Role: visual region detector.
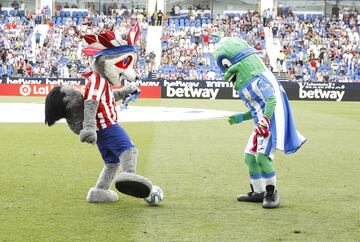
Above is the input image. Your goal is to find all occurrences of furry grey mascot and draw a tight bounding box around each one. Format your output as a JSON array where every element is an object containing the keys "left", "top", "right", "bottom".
[{"left": 45, "top": 24, "right": 154, "bottom": 203}]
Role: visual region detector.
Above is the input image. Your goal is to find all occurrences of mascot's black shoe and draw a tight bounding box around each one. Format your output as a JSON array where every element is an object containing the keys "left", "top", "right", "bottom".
[
  {"left": 237, "top": 184, "right": 264, "bottom": 202},
  {"left": 262, "top": 185, "right": 280, "bottom": 209},
  {"left": 114, "top": 172, "right": 152, "bottom": 198}
]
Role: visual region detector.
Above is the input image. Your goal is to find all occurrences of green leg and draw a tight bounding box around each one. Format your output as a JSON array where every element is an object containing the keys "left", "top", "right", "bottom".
[
  {"left": 245, "top": 153, "right": 265, "bottom": 193},
  {"left": 256, "top": 153, "right": 276, "bottom": 187},
  {"left": 245, "top": 153, "right": 261, "bottom": 175}
]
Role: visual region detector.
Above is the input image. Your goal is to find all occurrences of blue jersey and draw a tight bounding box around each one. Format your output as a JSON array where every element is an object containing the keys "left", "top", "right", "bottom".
[{"left": 238, "top": 70, "right": 306, "bottom": 154}]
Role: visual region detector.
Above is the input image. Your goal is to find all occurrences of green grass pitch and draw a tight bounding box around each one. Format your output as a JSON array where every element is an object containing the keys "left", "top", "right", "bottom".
[{"left": 0, "top": 97, "right": 359, "bottom": 241}]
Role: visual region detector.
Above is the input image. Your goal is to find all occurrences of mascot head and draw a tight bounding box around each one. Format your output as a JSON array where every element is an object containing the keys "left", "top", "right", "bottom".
[
  {"left": 82, "top": 23, "right": 141, "bottom": 85},
  {"left": 214, "top": 37, "right": 267, "bottom": 91}
]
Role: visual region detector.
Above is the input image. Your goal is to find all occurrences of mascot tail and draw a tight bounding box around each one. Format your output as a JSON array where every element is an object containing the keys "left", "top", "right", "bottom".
[
  {"left": 45, "top": 86, "right": 67, "bottom": 126},
  {"left": 45, "top": 85, "right": 84, "bottom": 134}
]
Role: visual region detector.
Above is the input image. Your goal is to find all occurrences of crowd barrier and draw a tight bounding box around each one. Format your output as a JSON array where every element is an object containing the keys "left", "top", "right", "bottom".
[{"left": 1, "top": 77, "right": 359, "bottom": 102}]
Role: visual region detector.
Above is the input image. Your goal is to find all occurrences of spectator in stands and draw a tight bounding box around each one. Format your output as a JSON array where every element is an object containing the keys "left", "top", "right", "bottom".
[
  {"left": 149, "top": 51, "right": 156, "bottom": 72},
  {"left": 174, "top": 5, "right": 181, "bottom": 16},
  {"left": 309, "top": 58, "right": 317, "bottom": 76},
  {"left": 0, "top": 49, "right": 6, "bottom": 63},
  {"left": 207, "top": 69, "right": 216, "bottom": 80},
  {"left": 50, "top": 64, "right": 58, "bottom": 77},
  {"left": 0, "top": 61, "right": 3, "bottom": 77},
  {"left": 157, "top": 10, "right": 163, "bottom": 26},
  {"left": 277, "top": 50, "right": 285, "bottom": 71},
  {"left": 262, "top": 8, "right": 270, "bottom": 26},
  {"left": 170, "top": 6, "right": 175, "bottom": 16},
  {"left": 35, "top": 30, "right": 41, "bottom": 47},
  {"left": 45, "top": 5, "right": 50, "bottom": 18},
  {"left": 271, "top": 24, "right": 278, "bottom": 38},
  {"left": 87, "top": 2, "right": 96, "bottom": 13},
  {"left": 169, "top": 70, "right": 176, "bottom": 80},
  {"left": 20, "top": 1, "right": 26, "bottom": 13},
  {"left": 25, "top": 61, "right": 32, "bottom": 76},
  {"left": 150, "top": 12, "right": 156, "bottom": 26},
  {"left": 11, "top": 0, "right": 20, "bottom": 16},
  {"left": 55, "top": 2, "right": 62, "bottom": 17},
  {"left": 332, "top": 5, "right": 340, "bottom": 18}
]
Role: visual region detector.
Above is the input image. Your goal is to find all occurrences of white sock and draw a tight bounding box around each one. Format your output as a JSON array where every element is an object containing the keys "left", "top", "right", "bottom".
[
  {"left": 263, "top": 175, "right": 276, "bottom": 188},
  {"left": 251, "top": 178, "right": 265, "bottom": 193}
]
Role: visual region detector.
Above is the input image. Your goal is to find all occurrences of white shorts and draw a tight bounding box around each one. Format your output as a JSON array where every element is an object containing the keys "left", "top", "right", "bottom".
[{"left": 244, "top": 130, "right": 276, "bottom": 160}]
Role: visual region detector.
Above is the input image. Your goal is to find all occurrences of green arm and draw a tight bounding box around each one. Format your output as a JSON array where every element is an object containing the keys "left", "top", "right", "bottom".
[
  {"left": 242, "top": 111, "right": 252, "bottom": 121},
  {"left": 228, "top": 111, "right": 252, "bottom": 125},
  {"left": 263, "top": 95, "right": 276, "bottom": 119},
  {"left": 229, "top": 95, "right": 276, "bottom": 125}
]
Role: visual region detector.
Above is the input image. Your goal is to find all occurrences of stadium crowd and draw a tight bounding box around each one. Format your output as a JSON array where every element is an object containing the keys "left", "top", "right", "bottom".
[
  {"left": 0, "top": 4, "right": 359, "bottom": 82},
  {"left": 159, "top": 10, "right": 270, "bottom": 80},
  {"left": 271, "top": 9, "right": 360, "bottom": 82},
  {"left": 0, "top": 9, "right": 152, "bottom": 79}
]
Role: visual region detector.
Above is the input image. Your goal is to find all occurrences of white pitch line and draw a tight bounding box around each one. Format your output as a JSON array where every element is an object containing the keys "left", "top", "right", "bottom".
[{"left": 0, "top": 103, "right": 235, "bottom": 123}]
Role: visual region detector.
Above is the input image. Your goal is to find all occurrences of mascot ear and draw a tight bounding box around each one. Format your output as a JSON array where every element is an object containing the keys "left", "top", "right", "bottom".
[{"left": 127, "top": 22, "right": 140, "bottom": 45}]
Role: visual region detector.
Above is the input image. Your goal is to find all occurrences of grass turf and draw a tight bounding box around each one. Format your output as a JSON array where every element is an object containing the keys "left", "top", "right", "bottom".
[{"left": 0, "top": 97, "right": 359, "bottom": 241}]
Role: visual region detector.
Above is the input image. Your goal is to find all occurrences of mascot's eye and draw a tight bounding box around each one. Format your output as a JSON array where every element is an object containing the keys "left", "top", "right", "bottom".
[
  {"left": 114, "top": 55, "right": 133, "bottom": 69},
  {"left": 123, "top": 56, "right": 130, "bottom": 65},
  {"left": 222, "top": 59, "right": 232, "bottom": 70}
]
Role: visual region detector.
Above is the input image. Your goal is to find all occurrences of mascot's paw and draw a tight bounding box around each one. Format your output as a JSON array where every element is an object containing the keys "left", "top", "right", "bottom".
[
  {"left": 114, "top": 172, "right": 152, "bottom": 198},
  {"left": 86, "top": 187, "right": 119, "bottom": 203},
  {"left": 80, "top": 129, "right": 97, "bottom": 144}
]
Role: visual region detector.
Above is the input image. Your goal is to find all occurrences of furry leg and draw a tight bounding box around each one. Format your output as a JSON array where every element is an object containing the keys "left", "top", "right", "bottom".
[
  {"left": 114, "top": 148, "right": 153, "bottom": 198},
  {"left": 95, "top": 163, "right": 120, "bottom": 190},
  {"left": 119, "top": 147, "right": 138, "bottom": 173},
  {"left": 86, "top": 188, "right": 118, "bottom": 203},
  {"left": 87, "top": 163, "right": 120, "bottom": 203}
]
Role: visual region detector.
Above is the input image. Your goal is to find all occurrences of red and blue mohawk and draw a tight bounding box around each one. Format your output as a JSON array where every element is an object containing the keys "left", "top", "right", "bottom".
[{"left": 82, "top": 22, "right": 141, "bottom": 57}]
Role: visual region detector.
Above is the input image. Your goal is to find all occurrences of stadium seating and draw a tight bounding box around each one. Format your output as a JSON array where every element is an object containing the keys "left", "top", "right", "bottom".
[{"left": 0, "top": 9, "right": 359, "bottom": 82}]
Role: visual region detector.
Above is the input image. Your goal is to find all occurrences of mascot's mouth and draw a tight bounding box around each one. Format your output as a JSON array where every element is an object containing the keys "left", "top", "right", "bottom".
[
  {"left": 118, "top": 72, "right": 140, "bottom": 82},
  {"left": 228, "top": 74, "right": 237, "bottom": 85}
]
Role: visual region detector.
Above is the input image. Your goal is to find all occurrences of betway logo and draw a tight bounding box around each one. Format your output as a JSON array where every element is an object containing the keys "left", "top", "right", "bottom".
[
  {"left": 124, "top": 80, "right": 160, "bottom": 86},
  {"left": 164, "top": 80, "right": 199, "bottom": 87},
  {"left": 166, "top": 87, "right": 219, "bottom": 99},
  {"left": 299, "top": 83, "right": 345, "bottom": 101},
  {"left": 6, "top": 77, "right": 82, "bottom": 85}
]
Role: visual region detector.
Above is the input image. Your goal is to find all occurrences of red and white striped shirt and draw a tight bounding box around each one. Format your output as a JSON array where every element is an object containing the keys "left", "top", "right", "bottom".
[{"left": 83, "top": 72, "right": 118, "bottom": 130}]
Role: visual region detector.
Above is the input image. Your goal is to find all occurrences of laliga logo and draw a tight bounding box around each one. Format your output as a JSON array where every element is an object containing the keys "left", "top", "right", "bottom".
[{"left": 19, "top": 84, "right": 31, "bottom": 96}]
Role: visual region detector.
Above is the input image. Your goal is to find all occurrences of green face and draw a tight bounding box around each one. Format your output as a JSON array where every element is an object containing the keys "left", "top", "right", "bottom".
[{"left": 214, "top": 37, "right": 249, "bottom": 91}]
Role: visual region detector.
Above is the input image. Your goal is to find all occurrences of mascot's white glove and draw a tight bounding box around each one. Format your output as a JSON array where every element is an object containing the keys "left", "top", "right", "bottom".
[
  {"left": 254, "top": 116, "right": 270, "bottom": 138},
  {"left": 80, "top": 99, "right": 98, "bottom": 144}
]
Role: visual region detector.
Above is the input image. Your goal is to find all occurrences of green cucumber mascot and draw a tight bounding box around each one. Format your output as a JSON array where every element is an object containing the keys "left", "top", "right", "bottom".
[{"left": 214, "top": 37, "right": 306, "bottom": 208}]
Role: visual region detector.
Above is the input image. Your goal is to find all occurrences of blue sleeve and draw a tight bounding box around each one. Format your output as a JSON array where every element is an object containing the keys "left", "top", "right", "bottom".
[{"left": 257, "top": 79, "right": 275, "bottom": 99}]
